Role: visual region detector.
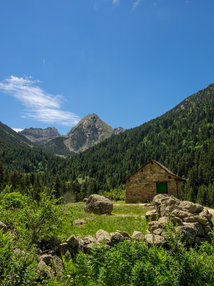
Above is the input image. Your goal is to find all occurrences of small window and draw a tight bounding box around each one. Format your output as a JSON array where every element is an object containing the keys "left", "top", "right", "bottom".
[{"left": 156, "top": 182, "right": 168, "bottom": 194}]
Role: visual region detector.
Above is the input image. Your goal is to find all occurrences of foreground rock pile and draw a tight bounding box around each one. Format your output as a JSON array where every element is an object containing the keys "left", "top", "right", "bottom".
[{"left": 145, "top": 194, "right": 213, "bottom": 246}]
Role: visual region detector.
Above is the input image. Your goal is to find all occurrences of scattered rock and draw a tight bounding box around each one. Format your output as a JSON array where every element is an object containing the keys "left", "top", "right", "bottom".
[
  {"left": 84, "top": 194, "right": 113, "bottom": 215},
  {"left": 0, "top": 221, "right": 7, "bottom": 231},
  {"left": 116, "top": 230, "right": 131, "bottom": 239},
  {"left": 131, "top": 231, "right": 145, "bottom": 240},
  {"left": 66, "top": 235, "right": 79, "bottom": 248},
  {"left": 145, "top": 234, "right": 165, "bottom": 245},
  {"left": 58, "top": 243, "right": 70, "bottom": 256},
  {"left": 39, "top": 254, "right": 53, "bottom": 265},
  {"left": 73, "top": 219, "right": 86, "bottom": 226},
  {"left": 110, "top": 232, "right": 124, "bottom": 246},
  {"left": 96, "top": 229, "right": 111, "bottom": 243},
  {"left": 146, "top": 209, "right": 159, "bottom": 221},
  {"left": 51, "top": 255, "right": 64, "bottom": 276},
  {"left": 37, "top": 260, "right": 54, "bottom": 280}
]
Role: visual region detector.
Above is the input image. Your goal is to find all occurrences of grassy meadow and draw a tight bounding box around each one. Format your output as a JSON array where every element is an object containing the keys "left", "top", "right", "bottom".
[{"left": 59, "top": 202, "right": 151, "bottom": 240}]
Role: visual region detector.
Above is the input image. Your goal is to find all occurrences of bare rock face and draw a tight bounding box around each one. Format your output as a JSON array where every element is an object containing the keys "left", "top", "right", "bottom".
[
  {"left": 84, "top": 194, "right": 113, "bottom": 215},
  {"left": 150, "top": 194, "right": 213, "bottom": 246},
  {"left": 64, "top": 114, "right": 114, "bottom": 153}
]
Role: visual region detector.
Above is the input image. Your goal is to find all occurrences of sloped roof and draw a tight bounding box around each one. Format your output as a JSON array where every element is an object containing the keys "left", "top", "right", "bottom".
[{"left": 123, "top": 160, "right": 186, "bottom": 183}]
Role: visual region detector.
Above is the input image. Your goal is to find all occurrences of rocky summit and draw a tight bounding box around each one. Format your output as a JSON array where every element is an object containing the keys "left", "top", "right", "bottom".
[
  {"left": 20, "top": 127, "right": 60, "bottom": 143},
  {"left": 63, "top": 113, "right": 124, "bottom": 153}
]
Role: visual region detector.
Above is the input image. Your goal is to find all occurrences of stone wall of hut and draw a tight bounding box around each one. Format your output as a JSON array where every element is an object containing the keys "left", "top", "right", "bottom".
[{"left": 126, "top": 162, "right": 181, "bottom": 203}]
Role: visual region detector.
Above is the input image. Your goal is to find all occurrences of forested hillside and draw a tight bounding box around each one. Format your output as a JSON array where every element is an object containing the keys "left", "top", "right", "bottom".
[{"left": 64, "top": 84, "right": 214, "bottom": 206}]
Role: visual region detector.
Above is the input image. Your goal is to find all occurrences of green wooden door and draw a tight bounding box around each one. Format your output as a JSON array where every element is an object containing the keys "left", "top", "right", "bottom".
[{"left": 156, "top": 182, "right": 168, "bottom": 194}]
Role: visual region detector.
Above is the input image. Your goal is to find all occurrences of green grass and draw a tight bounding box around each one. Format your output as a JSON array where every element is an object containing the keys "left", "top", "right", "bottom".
[
  {"left": 58, "top": 202, "right": 150, "bottom": 241},
  {"left": 112, "top": 204, "right": 151, "bottom": 216}
]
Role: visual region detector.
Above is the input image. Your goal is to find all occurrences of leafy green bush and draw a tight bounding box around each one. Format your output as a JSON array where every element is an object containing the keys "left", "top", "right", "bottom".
[
  {"left": 0, "top": 230, "right": 38, "bottom": 286},
  {"left": 0, "top": 192, "right": 28, "bottom": 209},
  {"left": 0, "top": 189, "right": 62, "bottom": 248}
]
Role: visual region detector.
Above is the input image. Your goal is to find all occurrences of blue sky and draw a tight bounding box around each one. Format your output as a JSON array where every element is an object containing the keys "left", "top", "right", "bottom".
[{"left": 0, "top": 0, "right": 214, "bottom": 135}]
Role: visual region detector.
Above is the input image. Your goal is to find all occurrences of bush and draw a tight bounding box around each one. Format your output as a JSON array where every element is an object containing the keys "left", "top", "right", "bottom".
[
  {"left": 0, "top": 192, "right": 28, "bottom": 209},
  {"left": 58, "top": 237, "right": 214, "bottom": 286},
  {"left": 0, "top": 230, "right": 38, "bottom": 286}
]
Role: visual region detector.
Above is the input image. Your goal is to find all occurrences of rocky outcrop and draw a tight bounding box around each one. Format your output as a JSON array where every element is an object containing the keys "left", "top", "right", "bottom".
[
  {"left": 145, "top": 194, "right": 213, "bottom": 246},
  {"left": 84, "top": 194, "right": 113, "bottom": 215},
  {"left": 20, "top": 127, "right": 60, "bottom": 143}
]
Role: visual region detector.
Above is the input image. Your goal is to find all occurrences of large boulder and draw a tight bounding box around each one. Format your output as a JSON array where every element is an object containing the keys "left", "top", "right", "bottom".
[{"left": 84, "top": 194, "right": 113, "bottom": 215}]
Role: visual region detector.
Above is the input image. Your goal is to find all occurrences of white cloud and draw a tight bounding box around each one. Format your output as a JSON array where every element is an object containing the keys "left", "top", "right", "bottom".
[
  {"left": 132, "top": 0, "right": 142, "bottom": 10},
  {"left": 0, "top": 75, "right": 80, "bottom": 126},
  {"left": 112, "top": 0, "right": 120, "bottom": 6}
]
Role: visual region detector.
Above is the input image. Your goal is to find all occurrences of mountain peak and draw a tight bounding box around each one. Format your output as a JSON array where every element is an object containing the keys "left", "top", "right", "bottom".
[{"left": 65, "top": 113, "right": 113, "bottom": 153}]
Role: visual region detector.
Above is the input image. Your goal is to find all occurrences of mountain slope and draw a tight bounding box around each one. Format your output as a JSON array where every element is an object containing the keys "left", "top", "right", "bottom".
[
  {"left": 64, "top": 84, "right": 214, "bottom": 204},
  {"left": 0, "top": 121, "right": 64, "bottom": 173},
  {"left": 0, "top": 121, "right": 32, "bottom": 148}
]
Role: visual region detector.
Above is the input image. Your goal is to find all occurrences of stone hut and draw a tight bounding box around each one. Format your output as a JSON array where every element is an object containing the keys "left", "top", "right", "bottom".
[{"left": 123, "top": 160, "right": 185, "bottom": 203}]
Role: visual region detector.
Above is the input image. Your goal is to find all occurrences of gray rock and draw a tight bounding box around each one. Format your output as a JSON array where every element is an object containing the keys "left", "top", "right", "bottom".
[
  {"left": 153, "top": 228, "right": 163, "bottom": 235},
  {"left": 157, "top": 216, "right": 170, "bottom": 226},
  {"left": 39, "top": 254, "right": 53, "bottom": 265},
  {"left": 0, "top": 221, "right": 7, "bottom": 231},
  {"left": 145, "top": 234, "right": 165, "bottom": 245},
  {"left": 73, "top": 219, "right": 86, "bottom": 226},
  {"left": 116, "top": 230, "right": 131, "bottom": 239},
  {"left": 203, "top": 222, "right": 212, "bottom": 234},
  {"left": 51, "top": 255, "right": 64, "bottom": 276},
  {"left": 179, "top": 201, "right": 203, "bottom": 214},
  {"left": 83, "top": 243, "right": 95, "bottom": 254},
  {"left": 171, "top": 209, "right": 192, "bottom": 219},
  {"left": 110, "top": 232, "right": 124, "bottom": 246},
  {"left": 171, "top": 215, "right": 183, "bottom": 226},
  {"left": 66, "top": 235, "right": 79, "bottom": 248},
  {"left": 96, "top": 229, "right": 111, "bottom": 243},
  {"left": 176, "top": 223, "right": 198, "bottom": 245},
  {"left": 37, "top": 260, "right": 54, "bottom": 280},
  {"left": 199, "top": 209, "right": 212, "bottom": 221},
  {"left": 146, "top": 210, "right": 159, "bottom": 221},
  {"left": 83, "top": 235, "right": 96, "bottom": 244},
  {"left": 131, "top": 231, "right": 145, "bottom": 240},
  {"left": 58, "top": 243, "right": 70, "bottom": 256},
  {"left": 84, "top": 194, "right": 113, "bottom": 215},
  {"left": 148, "top": 221, "right": 161, "bottom": 231}
]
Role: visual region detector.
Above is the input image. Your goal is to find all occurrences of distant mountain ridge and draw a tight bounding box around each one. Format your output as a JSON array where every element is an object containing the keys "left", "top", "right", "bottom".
[
  {"left": 19, "top": 114, "right": 125, "bottom": 155},
  {"left": 20, "top": 127, "right": 60, "bottom": 143}
]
